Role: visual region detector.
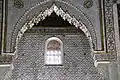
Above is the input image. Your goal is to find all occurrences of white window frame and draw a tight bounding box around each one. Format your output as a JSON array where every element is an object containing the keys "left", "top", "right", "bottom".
[{"left": 44, "top": 37, "right": 63, "bottom": 65}]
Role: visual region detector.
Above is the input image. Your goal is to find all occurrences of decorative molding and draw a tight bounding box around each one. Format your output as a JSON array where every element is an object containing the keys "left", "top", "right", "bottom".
[
  {"left": 26, "top": 27, "right": 86, "bottom": 34},
  {"left": 0, "top": 54, "right": 13, "bottom": 64},
  {"left": 104, "top": 0, "right": 117, "bottom": 56},
  {"left": 94, "top": 53, "right": 116, "bottom": 62}
]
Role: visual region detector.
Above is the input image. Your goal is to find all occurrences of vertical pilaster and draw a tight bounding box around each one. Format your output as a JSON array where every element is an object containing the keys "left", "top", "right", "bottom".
[
  {"left": 0, "top": 0, "right": 3, "bottom": 54},
  {"left": 104, "top": 0, "right": 116, "bottom": 54},
  {"left": 100, "top": 0, "right": 106, "bottom": 51},
  {"left": 104, "top": 0, "right": 119, "bottom": 79},
  {"left": 1, "top": 0, "right": 7, "bottom": 53}
]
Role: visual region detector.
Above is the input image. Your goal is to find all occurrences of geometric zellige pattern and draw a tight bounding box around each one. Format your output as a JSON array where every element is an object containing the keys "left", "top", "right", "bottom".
[{"left": 12, "top": 28, "right": 103, "bottom": 80}]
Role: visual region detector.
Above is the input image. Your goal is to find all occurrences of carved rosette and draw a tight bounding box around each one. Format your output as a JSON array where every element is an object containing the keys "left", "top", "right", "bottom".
[
  {"left": 14, "top": 0, "right": 24, "bottom": 9},
  {"left": 15, "top": 4, "right": 93, "bottom": 51},
  {"left": 84, "top": 0, "right": 93, "bottom": 8}
]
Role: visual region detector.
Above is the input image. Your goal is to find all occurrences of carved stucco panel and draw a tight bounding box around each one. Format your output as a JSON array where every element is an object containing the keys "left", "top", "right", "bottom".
[{"left": 104, "top": 0, "right": 116, "bottom": 53}]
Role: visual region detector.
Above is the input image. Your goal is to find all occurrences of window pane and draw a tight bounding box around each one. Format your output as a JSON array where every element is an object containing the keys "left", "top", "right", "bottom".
[{"left": 45, "top": 40, "right": 62, "bottom": 65}]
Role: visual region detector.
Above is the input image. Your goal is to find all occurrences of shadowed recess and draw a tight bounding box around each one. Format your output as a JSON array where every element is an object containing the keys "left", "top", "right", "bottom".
[{"left": 34, "top": 12, "right": 74, "bottom": 27}]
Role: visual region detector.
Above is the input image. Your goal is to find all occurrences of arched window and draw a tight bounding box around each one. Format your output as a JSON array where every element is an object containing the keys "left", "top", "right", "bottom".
[{"left": 45, "top": 37, "right": 63, "bottom": 65}]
